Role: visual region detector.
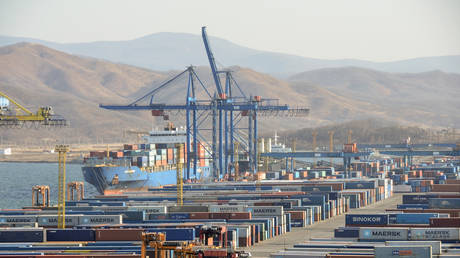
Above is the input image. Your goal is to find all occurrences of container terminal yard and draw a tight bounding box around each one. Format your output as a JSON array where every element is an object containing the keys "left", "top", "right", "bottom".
[{"left": 1, "top": 27, "right": 460, "bottom": 258}]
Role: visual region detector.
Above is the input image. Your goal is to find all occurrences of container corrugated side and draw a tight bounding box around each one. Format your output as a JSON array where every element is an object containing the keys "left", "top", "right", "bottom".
[
  {"left": 359, "top": 227, "right": 408, "bottom": 241},
  {"left": 410, "top": 228, "right": 460, "bottom": 241}
]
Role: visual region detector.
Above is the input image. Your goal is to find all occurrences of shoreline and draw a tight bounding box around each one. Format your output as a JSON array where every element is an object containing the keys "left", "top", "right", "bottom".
[{"left": 0, "top": 159, "right": 83, "bottom": 164}]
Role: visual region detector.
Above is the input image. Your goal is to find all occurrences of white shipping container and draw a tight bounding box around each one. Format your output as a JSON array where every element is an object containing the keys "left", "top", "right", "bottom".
[
  {"left": 0, "top": 215, "right": 37, "bottom": 223},
  {"left": 128, "top": 206, "right": 167, "bottom": 214},
  {"left": 359, "top": 227, "right": 409, "bottom": 240},
  {"left": 79, "top": 215, "right": 122, "bottom": 225},
  {"left": 375, "top": 246, "right": 431, "bottom": 258},
  {"left": 410, "top": 228, "right": 460, "bottom": 241},
  {"left": 209, "top": 205, "right": 247, "bottom": 213},
  {"left": 37, "top": 215, "right": 81, "bottom": 227},
  {"left": 228, "top": 226, "right": 250, "bottom": 238},
  {"left": 247, "top": 206, "right": 283, "bottom": 216},
  {"left": 386, "top": 240, "right": 441, "bottom": 255},
  {"left": 0, "top": 148, "right": 11, "bottom": 155}
]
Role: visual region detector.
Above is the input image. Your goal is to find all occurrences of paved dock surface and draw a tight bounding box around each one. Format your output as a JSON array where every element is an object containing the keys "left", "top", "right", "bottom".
[{"left": 241, "top": 193, "right": 402, "bottom": 257}]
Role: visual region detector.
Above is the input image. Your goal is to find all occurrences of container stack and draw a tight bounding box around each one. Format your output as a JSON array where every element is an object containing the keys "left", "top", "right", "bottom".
[
  {"left": 0, "top": 178, "right": 394, "bottom": 257},
  {"left": 87, "top": 142, "right": 210, "bottom": 170},
  {"left": 270, "top": 190, "right": 460, "bottom": 257}
]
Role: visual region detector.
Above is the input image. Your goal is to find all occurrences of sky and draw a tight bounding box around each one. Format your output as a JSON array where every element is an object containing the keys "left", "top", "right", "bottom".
[{"left": 0, "top": 0, "right": 459, "bottom": 62}]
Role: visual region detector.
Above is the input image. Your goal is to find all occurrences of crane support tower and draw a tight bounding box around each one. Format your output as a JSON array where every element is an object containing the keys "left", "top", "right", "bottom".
[
  {"left": 55, "top": 145, "right": 69, "bottom": 229},
  {"left": 176, "top": 143, "right": 184, "bottom": 206},
  {"left": 99, "top": 27, "right": 309, "bottom": 181},
  {"left": 0, "top": 91, "right": 67, "bottom": 128}
]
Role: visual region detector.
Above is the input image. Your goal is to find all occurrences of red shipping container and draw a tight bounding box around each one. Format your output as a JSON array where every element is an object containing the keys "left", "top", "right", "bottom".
[
  {"left": 189, "top": 212, "right": 210, "bottom": 219},
  {"left": 432, "top": 184, "right": 460, "bottom": 192},
  {"left": 229, "top": 212, "right": 251, "bottom": 219},
  {"left": 95, "top": 228, "right": 143, "bottom": 241},
  {"left": 430, "top": 218, "right": 460, "bottom": 227},
  {"left": 287, "top": 211, "right": 305, "bottom": 220},
  {"left": 210, "top": 213, "right": 229, "bottom": 220}
]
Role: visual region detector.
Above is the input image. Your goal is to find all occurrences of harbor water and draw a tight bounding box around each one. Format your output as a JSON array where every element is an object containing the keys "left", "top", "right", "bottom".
[{"left": 0, "top": 162, "right": 98, "bottom": 209}]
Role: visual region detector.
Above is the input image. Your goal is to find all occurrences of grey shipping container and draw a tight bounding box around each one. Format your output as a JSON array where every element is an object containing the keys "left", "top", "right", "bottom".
[
  {"left": 410, "top": 228, "right": 460, "bottom": 241},
  {"left": 386, "top": 241, "right": 441, "bottom": 255},
  {"left": 375, "top": 246, "right": 431, "bottom": 258},
  {"left": 428, "top": 198, "right": 460, "bottom": 209}
]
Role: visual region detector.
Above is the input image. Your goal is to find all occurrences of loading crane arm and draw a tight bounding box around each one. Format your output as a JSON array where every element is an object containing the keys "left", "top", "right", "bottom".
[
  {"left": 201, "top": 26, "right": 224, "bottom": 96},
  {"left": 0, "top": 91, "right": 68, "bottom": 128}
]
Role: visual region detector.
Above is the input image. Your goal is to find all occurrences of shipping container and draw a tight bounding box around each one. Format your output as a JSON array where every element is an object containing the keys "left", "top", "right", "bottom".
[
  {"left": 46, "top": 229, "right": 95, "bottom": 241},
  {"left": 375, "top": 246, "right": 431, "bottom": 258},
  {"left": 37, "top": 215, "right": 81, "bottom": 227},
  {"left": 0, "top": 228, "right": 44, "bottom": 242},
  {"left": 145, "top": 228, "right": 195, "bottom": 241},
  {"left": 386, "top": 241, "right": 441, "bottom": 255},
  {"left": 346, "top": 214, "right": 388, "bottom": 226},
  {"left": 410, "top": 228, "right": 460, "bottom": 241},
  {"left": 95, "top": 228, "right": 143, "bottom": 241},
  {"left": 428, "top": 198, "right": 460, "bottom": 209},
  {"left": 359, "top": 227, "right": 409, "bottom": 241},
  {"left": 79, "top": 215, "right": 123, "bottom": 225}
]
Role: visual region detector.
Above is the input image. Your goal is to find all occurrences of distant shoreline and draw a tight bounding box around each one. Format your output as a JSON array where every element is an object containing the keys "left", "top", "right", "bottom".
[{"left": 0, "top": 160, "right": 83, "bottom": 164}]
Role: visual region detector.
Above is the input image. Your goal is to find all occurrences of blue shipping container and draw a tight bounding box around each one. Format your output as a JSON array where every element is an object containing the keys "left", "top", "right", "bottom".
[
  {"left": 0, "top": 229, "right": 44, "bottom": 242},
  {"left": 345, "top": 214, "right": 388, "bottom": 226},
  {"left": 334, "top": 227, "right": 360, "bottom": 238},
  {"left": 388, "top": 213, "right": 438, "bottom": 224},
  {"left": 146, "top": 228, "right": 195, "bottom": 241},
  {"left": 46, "top": 229, "right": 95, "bottom": 241},
  {"left": 397, "top": 204, "right": 429, "bottom": 210}
]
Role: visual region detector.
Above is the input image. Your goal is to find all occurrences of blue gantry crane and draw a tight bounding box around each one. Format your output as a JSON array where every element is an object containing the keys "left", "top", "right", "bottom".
[{"left": 100, "top": 27, "right": 309, "bottom": 180}]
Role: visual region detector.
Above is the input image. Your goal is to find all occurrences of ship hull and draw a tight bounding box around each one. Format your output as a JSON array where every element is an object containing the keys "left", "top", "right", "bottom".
[{"left": 82, "top": 165, "right": 211, "bottom": 194}]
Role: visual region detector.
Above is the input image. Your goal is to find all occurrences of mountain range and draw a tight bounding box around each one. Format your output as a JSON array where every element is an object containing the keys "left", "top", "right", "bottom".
[
  {"left": 1, "top": 33, "right": 459, "bottom": 78},
  {"left": 0, "top": 43, "right": 459, "bottom": 145}
]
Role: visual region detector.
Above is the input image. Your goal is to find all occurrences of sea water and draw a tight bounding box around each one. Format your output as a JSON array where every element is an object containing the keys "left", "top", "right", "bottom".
[{"left": 0, "top": 162, "right": 98, "bottom": 209}]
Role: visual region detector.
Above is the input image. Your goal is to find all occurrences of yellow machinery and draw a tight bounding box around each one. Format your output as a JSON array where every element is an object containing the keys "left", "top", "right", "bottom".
[
  {"left": 55, "top": 145, "right": 69, "bottom": 228},
  {"left": 176, "top": 143, "right": 184, "bottom": 206},
  {"left": 328, "top": 131, "right": 334, "bottom": 165},
  {"left": 0, "top": 91, "right": 67, "bottom": 128},
  {"left": 141, "top": 232, "right": 196, "bottom": 258},
  {"left": 292, "top": 139, "right": 296, "bottom": 170},
  {"left": 347, "top": 130, "right": 353, "bottom": 144},
  {"left": 234, "top": 141, "right": 239, "bottom": 181},
  {"left": 312, "top": 131, "right": 317, "bottom": 167}
]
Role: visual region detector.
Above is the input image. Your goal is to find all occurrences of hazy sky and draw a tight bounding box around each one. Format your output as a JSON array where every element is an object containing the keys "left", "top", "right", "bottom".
[{"left": 1, "top": 0, "right": 459, "bottom": 61}]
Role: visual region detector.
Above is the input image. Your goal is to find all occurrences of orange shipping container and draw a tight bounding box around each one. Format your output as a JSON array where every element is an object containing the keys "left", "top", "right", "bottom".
[{"left": 167, "top": 148, "right": 174, "bottom": 161}]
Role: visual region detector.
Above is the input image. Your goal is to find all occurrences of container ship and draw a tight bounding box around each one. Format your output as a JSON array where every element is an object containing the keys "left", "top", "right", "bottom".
[{"left": 82, "top": 124, "right": 211, "bottom": 194}]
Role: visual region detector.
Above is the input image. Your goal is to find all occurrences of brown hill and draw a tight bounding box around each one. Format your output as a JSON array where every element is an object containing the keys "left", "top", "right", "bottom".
[
  {"left": 0, "top": 43, "right": 168, "bottom": 144},
  {"left": 0, "top": 43, "right": 310, "bottom": 145},
  {"left": 0, "top": 43, "right": 458, "bottom": 146},
  {"left": 289, "top": 67, "right": 460, "bottom": 128}
]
